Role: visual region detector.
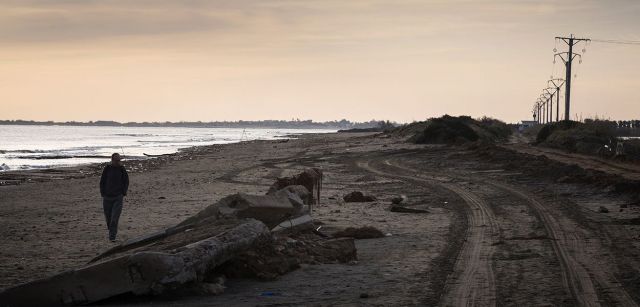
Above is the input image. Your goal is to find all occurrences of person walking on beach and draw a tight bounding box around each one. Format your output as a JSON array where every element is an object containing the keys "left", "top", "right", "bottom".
[{"left": 100, "top": 153, "right": 129, "bottom": 242}]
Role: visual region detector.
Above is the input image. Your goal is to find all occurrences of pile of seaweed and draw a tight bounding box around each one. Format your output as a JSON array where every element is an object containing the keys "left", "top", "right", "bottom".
[{"left": 395, "top": 115, "right": 512, "bottom": 144}]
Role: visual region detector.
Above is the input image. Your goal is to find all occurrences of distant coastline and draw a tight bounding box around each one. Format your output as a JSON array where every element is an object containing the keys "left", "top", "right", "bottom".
[{"left": 0, "top": 119, "right": 388, "bottom": 130}]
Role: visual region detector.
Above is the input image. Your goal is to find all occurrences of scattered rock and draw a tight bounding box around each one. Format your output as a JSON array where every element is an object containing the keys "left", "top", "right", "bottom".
[
  {"left": 343, "top": 191, "right": 377, "bottom": 202},
  {"left": 360, "top": 293, "right": 369, "bottom": 298},
  {"left": 158, "top": 196, "right": 166, "bottom": 199},
  {"left": 333, "top": 226, "right": 385, "bottom": 239},
  {"left": 390, "top": 195, "right": 406, "bottom": 204},
  {"left": 391, "top": 196, "right": 404, "bottom": 205},
  {"left": 598, "top": 206, "right": 609, "bottom": 213}
]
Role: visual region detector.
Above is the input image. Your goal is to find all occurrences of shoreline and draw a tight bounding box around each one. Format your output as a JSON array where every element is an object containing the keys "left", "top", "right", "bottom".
[
  {"left": 0, "top": 124, "right": 336, "bottom": 176},
  {"left": 0, "top": 133, "right": 323, "bottom": 186},
  {"left": 0, "top": 131, "right": 379, "bottom": 291}
]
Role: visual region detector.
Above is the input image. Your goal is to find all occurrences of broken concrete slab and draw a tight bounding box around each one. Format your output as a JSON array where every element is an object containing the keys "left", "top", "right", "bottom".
[
  {"left": 268, "top": 168, "right": 323, "bottom": 207},
  {"left": 273, "top": 185, "right": 312, "bottom": 210},
  {"left": 216, "top": 193, "right": 298, "bottom": 229},
  {"left": 271, "top": 214, "right": 313, "bottom": 233},
  {"left": 180, "top": 187, "right": 311, "bottom": 230},
  {"left": 0, "top": 219, "right": 269, "bottom": 307},
  {"left": 89, "top": 223, "right": 193, "bottom": 264}
]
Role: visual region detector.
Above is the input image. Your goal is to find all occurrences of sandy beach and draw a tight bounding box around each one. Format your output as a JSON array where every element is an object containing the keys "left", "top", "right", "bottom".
[{"left": 2, "top": 132, "right": 640, "bottom": 306}]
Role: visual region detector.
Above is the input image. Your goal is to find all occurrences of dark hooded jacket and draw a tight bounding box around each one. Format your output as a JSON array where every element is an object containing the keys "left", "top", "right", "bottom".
[{"left": 100, "top": 164, "right": 129, "bottom": 197}]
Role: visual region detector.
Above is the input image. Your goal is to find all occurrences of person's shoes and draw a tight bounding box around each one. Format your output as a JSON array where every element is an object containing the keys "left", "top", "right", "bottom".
[{"left": 109, "top": 238, "right": 116, "bottom": 243}]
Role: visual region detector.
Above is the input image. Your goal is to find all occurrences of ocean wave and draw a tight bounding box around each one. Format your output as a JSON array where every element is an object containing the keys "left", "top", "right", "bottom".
[
  {"left": 10, "top": 154, "right": 127, "bottom": 160},
  {"left": 112, "top": 133, "right": 156, "bottom": 137},
  {"left": 0, "top": 149, "right": 48, "bottom": 154}
]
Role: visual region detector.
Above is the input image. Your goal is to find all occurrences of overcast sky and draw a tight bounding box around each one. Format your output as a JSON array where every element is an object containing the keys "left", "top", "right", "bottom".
[{"left": 1, "top": 0, "right": 639, "bottom": 123}]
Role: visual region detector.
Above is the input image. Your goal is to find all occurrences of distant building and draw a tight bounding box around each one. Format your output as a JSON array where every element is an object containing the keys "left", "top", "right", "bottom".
[{"left": 518, "top": 120, "right": 537, "bottom": 132}]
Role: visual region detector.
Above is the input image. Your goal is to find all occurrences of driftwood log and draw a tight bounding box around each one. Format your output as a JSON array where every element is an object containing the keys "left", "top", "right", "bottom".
[{"left": 0, "top": 220, "right": 269, "bottom": 306}]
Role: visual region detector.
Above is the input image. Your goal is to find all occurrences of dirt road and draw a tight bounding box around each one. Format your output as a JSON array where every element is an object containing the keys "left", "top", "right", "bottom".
[
  {"left": 355, "top": 144, "right": 640, "bottom": 306},
  {"left": 358, "top": 158, "right": 498, "bottom": 306},
  {"left": 505, "top": 142, "right": 640, "bottom": 181}
]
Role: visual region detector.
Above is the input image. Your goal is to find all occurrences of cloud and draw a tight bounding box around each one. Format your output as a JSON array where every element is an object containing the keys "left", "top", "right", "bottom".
[
  {"left": 0, "top": 2, "right": 240, "bottom": 43},
  {"left": 0, "top": 0, "right": 596, "bottom": 45}
]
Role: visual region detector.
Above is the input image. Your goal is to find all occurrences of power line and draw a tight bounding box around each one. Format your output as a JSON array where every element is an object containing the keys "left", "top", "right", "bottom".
[
  {"left": 590, "top": 38, "right": 640, "bottom": 45},
  {"left": 555, "top": 34, "right": 590, "bottom": 121},
  {"left": 532, "top": 34, "right": 590, "bottom": 124}
]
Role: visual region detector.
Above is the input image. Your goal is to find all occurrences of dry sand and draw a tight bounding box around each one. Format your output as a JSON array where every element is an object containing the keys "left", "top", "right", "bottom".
[{"left": 1, "top": 132, "right": 639, "bottom": 306}]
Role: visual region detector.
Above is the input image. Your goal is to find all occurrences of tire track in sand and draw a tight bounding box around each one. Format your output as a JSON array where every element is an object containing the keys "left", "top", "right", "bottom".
[
  {"left": 487, "top": 181, "right": 637, "bottom": 307},
  {"left": 358, "top": 159, "right": 497, "bottom": 306},
  {"left": 388, "top": 154, "right": 638, "bottom": 307}
]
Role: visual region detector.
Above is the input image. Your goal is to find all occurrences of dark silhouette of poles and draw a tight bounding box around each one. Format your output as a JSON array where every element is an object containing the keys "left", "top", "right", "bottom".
[
  {"left": 540, "top": 92, "right": 550, "bottom": 124},
  {"left": 548, "top": 79, "right": 565, "bottom": 122},
  {"left": 544, "top": 88, "right": 555, "bottom": 122},
  {"left": 535, "top": 100, "right": 543, "bottom": 124},
  {"left": 555, "top": 34, "right": 590, "bottom": 121},
  {"left": 536, "top": 99, "right": 543, "bottom": 124}
]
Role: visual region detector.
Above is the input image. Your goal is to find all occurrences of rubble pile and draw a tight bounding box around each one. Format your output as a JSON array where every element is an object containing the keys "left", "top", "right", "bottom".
[
  {"left": 0, "top": 168, "right": 356, "bottom": 307},
  {"left": 343, "top": 191, "right": 377, "bottom": 202}
]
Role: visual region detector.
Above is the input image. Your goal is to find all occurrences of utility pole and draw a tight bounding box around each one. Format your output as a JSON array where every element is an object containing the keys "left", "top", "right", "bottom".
[
  {"left": 555, "top": 34, "right": 590, "bottom": 121},
  {"left": 537, "top": 99, "right": 542, "bottom": 124},
  {"left": 544, "top": 88, "right": 555, "bottom": 123},
  {"left": 547, "top": 97, "right": 553, "bottom": 123},
  {"left": 540, "top": 96, "right": 547, "bottom": 124},
  {"left": 548, "top": 79, "right": 565, "bottom": 122},
  {"left": 540, "top": 93, "right": 550, "bottom": 124}
]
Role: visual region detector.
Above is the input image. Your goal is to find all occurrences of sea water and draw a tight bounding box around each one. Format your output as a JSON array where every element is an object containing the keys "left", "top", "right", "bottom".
[{"left": 0, "top": 125, "right": 334, "bottom": 171}]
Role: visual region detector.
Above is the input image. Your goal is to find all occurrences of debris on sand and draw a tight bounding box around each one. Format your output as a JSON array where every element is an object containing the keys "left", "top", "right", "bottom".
[
  {"left": 390, "top": 205, "right": 429, "bottom": 214},
  {"left": 268, "top": 168, "right": 323, "bottom": 207},
  {"left": 390, "top": 195, "right": 407, "bottom": 205},
  {"left": 0, "top": 169, "right": 355, "bottom": 306},
  {"left": 598, "top": 206, "right": 609, "bottom": 213},
  {"left": 333, "top": 226, "right": 385, "bottom": 239},
  {"left": 343, "top": 191, "right": 377, "bottom": 202},
  {"left": 219, "top": 234, "right": 356, "bottom": 280}
]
